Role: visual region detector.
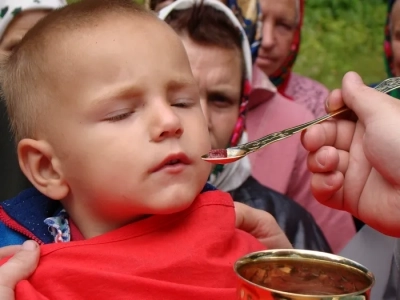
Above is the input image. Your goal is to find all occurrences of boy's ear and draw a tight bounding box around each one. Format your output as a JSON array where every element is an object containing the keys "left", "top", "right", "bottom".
[{"left": 17, "top": 139, "right": 69, "bottom": 200}]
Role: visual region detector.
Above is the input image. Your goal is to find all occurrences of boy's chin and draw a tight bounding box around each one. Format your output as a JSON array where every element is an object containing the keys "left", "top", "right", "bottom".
[{"left": 148, "top": 189, "right": 198, "bottom": 215}]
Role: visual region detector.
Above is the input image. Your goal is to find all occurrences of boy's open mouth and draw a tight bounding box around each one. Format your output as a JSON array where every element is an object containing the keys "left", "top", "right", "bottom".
[{"left": 151, "top": 153, "right": 191, "bottom": 173}]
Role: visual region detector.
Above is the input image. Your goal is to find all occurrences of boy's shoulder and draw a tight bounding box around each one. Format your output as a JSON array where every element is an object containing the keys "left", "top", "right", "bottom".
[
  {"left": 0, "top": 184, "right": 218, "bottom": 247},
  {"left": 0, "top": 222, "right": 28, "bottom": 247},
  {"left": 0, "top": 188, "right": 60, "bottom": 246}
]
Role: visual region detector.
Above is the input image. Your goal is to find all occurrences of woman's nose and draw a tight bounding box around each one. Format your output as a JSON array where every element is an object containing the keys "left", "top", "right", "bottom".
[{"left": 260, "top": 21, "right": 275, "bottom": 50}]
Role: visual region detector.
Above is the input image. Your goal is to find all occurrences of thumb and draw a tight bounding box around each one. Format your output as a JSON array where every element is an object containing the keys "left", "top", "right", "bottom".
[
  {"left": 0, "top": 241, "right": 40, "bottom": 299},
  {"left": 234, "top": 202, "right": 292, "bottom": 249},
  {"left": 341, "top": 71, "right": 399, "bottom": 124}
]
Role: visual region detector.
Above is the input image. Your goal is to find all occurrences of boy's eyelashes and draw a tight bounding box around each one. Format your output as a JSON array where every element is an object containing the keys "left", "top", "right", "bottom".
[
  {"left": 103, "top": 99, "right": 195, "bottom": 122},
  {"left": 105, "top": 111, "right": 133, "bottom": 122},
  {"left": 172, "top": 98, "right": 195, "bottom": 108}
]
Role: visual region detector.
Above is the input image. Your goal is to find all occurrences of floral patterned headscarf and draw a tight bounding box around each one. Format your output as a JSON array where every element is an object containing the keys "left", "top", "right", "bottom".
[
  {"left": 0, "top": 0, "right": 67, "bottom": 39},
  {"left": 384, "top": 0, "right": 400, "bottom": 99},
  {"left": 226, "top": 0, "right": 304, "bottom": 98}
]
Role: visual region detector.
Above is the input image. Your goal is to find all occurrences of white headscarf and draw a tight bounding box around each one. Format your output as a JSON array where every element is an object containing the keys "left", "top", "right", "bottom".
[
  {"left": 0, "top": 0, "right": 67, "bottom": 39},
  {"left": 159, "top": 0, "right": 252, "bottom": 81}
]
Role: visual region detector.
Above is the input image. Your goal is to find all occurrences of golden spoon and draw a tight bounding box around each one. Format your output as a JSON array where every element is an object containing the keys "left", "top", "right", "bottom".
[{"left": 201, "top": 77, "right": 400, "bottom": 165}]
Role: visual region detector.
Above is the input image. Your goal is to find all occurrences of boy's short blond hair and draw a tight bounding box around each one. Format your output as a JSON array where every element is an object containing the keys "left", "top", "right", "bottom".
[{"left": 0, "top": 0, "right": 153, "bottom": 142}]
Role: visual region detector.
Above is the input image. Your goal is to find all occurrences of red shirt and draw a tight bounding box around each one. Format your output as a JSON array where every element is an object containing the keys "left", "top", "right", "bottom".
[{"left": 9, "top": 190, "right": 265, "bottom": 300}]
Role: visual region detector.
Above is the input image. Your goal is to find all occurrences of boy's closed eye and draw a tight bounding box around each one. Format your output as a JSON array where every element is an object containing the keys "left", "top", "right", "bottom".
[
  {"left": 104, "top": 97, "right": 195, "bottom": 122},
  {"left": 104, "top": 110, "right": 134, "bottom": 122},
  {"left": 172, "top": 98, "right": 195, "bottom": 108}
]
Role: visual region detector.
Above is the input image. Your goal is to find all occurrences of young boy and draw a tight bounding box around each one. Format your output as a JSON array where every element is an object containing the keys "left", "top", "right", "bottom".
[{"left": 0, "top": 0, "right": 265, "bottom": 298}]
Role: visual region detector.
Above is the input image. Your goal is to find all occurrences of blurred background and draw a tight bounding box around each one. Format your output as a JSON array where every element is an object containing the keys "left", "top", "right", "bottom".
[
  {"left": 67, "top": 0, "right": 387, "bottom": 89},
  {"left": 295, "top": 0, "right": 387, "bottom": 89}
]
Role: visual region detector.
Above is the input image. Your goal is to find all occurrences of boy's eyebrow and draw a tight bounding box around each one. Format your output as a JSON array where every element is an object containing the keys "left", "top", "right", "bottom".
[{"left": 166, "top": 77, "right": 196, "bottom": 91}]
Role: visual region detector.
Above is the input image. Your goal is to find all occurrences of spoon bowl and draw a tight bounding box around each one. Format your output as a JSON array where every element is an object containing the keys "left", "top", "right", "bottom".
[{"left": 201, "top": 148, "right": 246, "bottom": 164}]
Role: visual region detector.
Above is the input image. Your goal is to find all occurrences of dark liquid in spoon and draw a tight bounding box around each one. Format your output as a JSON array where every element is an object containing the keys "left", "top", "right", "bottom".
[
  {"left": 238, "top": 259, "right": 372, "bottom": 295},
  {"left": 208, "top": 149, "right": 228, "bottom": 158}
]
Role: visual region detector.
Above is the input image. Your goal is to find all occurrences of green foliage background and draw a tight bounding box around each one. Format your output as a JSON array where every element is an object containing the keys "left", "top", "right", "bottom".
[
  {"left": 67, "top": 0, "right": 389, "bottom": 89},
  {"left": 296, "top": 0, "right": 388, "bottom": 89}
]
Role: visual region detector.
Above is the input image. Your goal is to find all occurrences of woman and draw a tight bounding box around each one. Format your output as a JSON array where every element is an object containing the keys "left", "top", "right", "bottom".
[
  {"left": 228, "top": 0, "right": 329, "bottom": 118},
  {"left": 0, "top": 0, "right": 67, "bottom": 202},
  {"left": 159, "top": 0, "right": 331, "bottom": 252}
]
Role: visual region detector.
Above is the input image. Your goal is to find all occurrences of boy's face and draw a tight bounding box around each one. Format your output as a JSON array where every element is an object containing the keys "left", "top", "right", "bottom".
[{"left": 39, "top": 16, "right": 211, "bottom": 232}]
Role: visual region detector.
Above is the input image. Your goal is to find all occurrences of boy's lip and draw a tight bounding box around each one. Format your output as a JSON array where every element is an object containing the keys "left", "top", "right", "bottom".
[{"left": 150, "top": 152, "right": 192, "bottom": 173}]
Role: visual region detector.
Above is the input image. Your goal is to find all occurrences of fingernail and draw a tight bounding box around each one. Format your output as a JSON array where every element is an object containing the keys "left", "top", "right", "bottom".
[
  {"left": 316, "top": 149, "right": 327, "bottom": 167},
  {"left": 324, "top": 172, "right": 339, "bottom": 187},
  {"left": 22, "top": 240, "right": 38, "bottom": 251}
]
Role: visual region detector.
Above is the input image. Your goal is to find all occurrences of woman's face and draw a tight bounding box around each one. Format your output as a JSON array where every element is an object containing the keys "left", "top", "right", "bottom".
[
  {"left": 391, "top": 2, "right": 400, "bottom": 76},
  {"left": 181, "top": 37, "right": 242, "bottom": 149},
  {"left": 0, "top": 10, "right": 49, "bottom": 57},
  {"left": 256, "top": 0, "right": 297, "bottom": 76}
]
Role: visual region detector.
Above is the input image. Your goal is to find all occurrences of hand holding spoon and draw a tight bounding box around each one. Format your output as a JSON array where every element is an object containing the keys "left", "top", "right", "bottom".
[{"left": 201, "top": 77, "right": 400, "bottom": 165}]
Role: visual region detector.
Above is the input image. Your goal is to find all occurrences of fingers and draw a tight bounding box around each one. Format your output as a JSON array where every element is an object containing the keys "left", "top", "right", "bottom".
[
  {"left": 234, "top": 202, "right": 292, "bottom": 249},
  {"left": 310, "top": 171, "right": 344, "bottom": 210},
  {"left": 326, "top": 89, "right": 344, "bottom": 112},
  {"left": 301, "top": 119, "right": 356, "bottom": 152},
  {"left": 0, "top": 245, "right": 22, "bottom": 260},
  {"left": 341, "top": 71, "right": 400, "bottom": 124},
  {"left": 307, "top": 146, "right": 349, "bottom": 175},
  {"left": 306, "top": 146, "right": 349, "bottom": 211},
  {"left": 0, "top": 240, "right": 40, "bottom": 299}
]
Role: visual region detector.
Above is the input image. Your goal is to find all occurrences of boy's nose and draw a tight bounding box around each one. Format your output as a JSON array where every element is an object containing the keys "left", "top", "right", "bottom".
[{"left": 150, "top": 105, "right": 184, "bottom": 142}]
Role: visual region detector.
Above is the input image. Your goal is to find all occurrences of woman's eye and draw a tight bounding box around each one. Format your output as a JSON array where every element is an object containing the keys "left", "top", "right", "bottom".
[
  {"left": 6, "top": 44, "right": 15, "bottom": 52},
  {"left": 105, "top": 112, "right": 133, "bottom": 122},
  {"left": 209, "top": 95, "right": 234, "bottom": 107},
  {"left": 394, "top": 30, "right": 400, "bottom": 41},
  {"left": 277, "top": 22, "right": 293, "bottom": 31},
  {"left": 173, "top": 103, "right": 189, "bottom": 108}
]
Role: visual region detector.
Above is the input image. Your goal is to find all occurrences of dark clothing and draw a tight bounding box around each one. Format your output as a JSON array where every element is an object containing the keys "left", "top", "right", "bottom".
[
  {"left": 383, "top": 240, "right": 400, "bottom": 300},
  {"left": 229, "top": 176, "right": 332, "bottom": 252}
]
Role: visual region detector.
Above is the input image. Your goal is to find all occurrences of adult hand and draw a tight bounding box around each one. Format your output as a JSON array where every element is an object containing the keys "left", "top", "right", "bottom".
[
  {"left": 301, "top": 71, "right": 400, "bottom": 236},
  {"left": 234, "top": 201, "right": 292, "bottom": 249},
  {"left": 0, "top": 241, "right": 40, "bottom": 300}
]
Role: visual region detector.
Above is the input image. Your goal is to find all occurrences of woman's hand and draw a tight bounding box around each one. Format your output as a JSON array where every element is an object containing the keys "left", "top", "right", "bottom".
[
  {"left": 234, "top": 202, "right": 292, "bottom": 249},
  {"left": 302, "top": 71, "right": 400, "bottom": 236}
]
